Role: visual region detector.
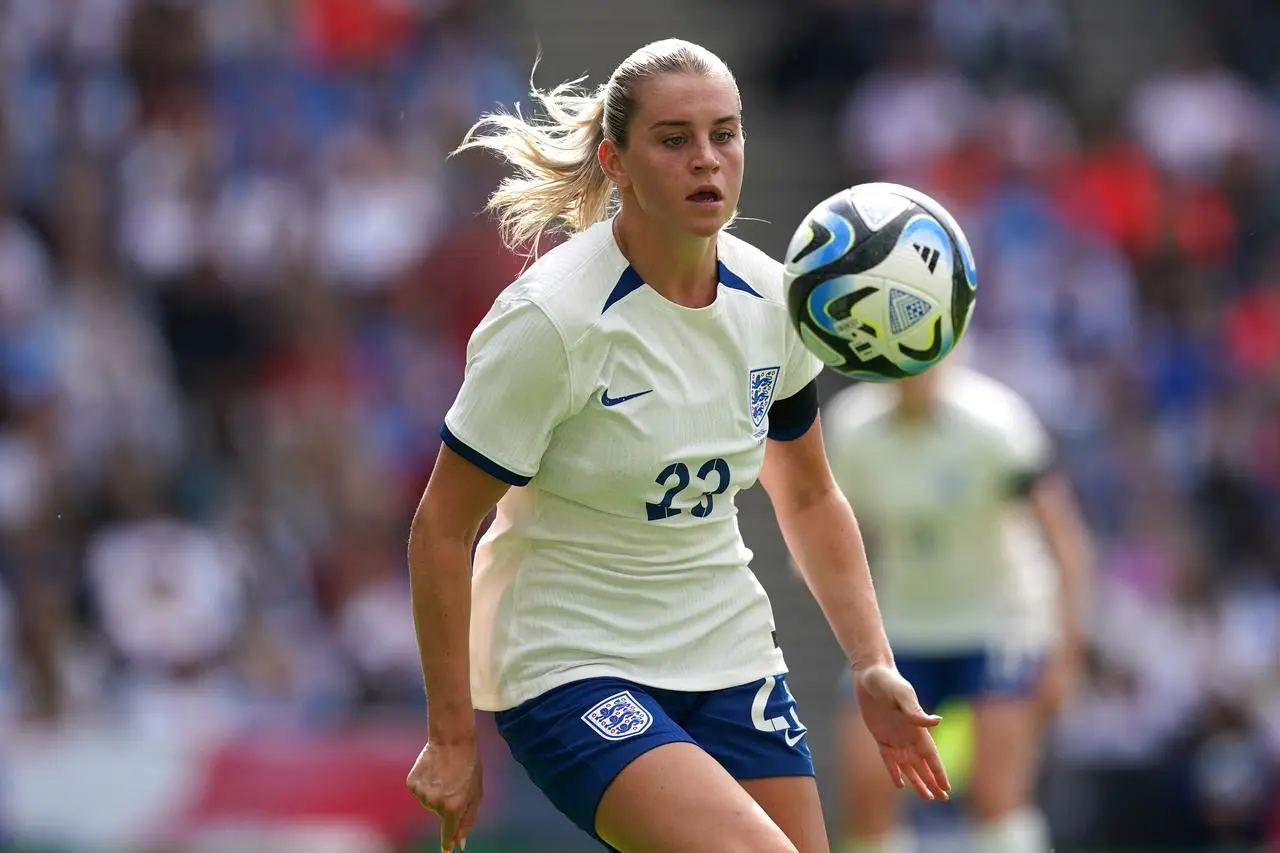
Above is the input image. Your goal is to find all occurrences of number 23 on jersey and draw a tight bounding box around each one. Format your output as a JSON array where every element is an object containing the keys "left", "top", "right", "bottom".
[{"left": 646, "top": 457, "right": 731, "bottom": 521}]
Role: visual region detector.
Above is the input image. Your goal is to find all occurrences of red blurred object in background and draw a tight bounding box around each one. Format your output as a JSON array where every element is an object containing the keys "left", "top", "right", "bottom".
[{"left": 300, "top": 0, "right": 418, "bottom": 65}]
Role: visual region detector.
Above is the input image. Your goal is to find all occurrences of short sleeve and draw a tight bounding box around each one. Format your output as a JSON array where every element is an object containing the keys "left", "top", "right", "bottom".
[
  {"left": 778, "top": 319, "right": 824, "bottom": 400},
  {"left": 820, "top": 389, "right": 861, "bottom": 495},
  {"left": 994, "top": 394, "right": 1054, "bottom": 496},
  {"left": 441, "top": 298, "right": 573, "bottom": 485},
  {"left": 819, "top": 383, "right": 893, "bottom": 500}
]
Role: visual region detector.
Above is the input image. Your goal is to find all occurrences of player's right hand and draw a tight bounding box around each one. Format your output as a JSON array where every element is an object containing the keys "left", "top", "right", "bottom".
[{"left": 406, "top": 735, "right": 483, "bottom": 852}]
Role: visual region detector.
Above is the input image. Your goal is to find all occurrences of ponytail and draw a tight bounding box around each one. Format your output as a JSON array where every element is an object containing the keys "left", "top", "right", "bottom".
[{"left": 453, "top": 77, "right": 615, "bottom": 254}]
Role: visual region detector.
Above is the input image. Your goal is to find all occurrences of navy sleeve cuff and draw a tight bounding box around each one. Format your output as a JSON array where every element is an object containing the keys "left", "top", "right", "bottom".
[
  {"left": 767, "top": 379, "right": 820, "bottom": 442},
  {"left": 1008, "top": 457, "right": 1056, "bottom": 498},
  {"left": 440, "top": 423, "right": 533, "bottom": 486}
]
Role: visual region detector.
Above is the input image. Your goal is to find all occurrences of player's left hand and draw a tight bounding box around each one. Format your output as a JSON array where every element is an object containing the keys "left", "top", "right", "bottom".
[{"left": 854, "top": 663, "right": 951, "bottom": 802}]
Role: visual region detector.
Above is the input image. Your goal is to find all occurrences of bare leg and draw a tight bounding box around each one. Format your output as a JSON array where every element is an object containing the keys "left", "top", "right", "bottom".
[
  {"left": 742, "top": 775, "right": 831, "bottom": 853},
  {"left": 595, "top": 742, "right": 800, "bottom": 853}
]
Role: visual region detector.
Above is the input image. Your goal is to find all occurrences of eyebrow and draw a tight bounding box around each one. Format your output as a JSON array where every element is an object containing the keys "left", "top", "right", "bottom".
[{"left": 649, "top": 115, "right": 740, "bottom": 130}]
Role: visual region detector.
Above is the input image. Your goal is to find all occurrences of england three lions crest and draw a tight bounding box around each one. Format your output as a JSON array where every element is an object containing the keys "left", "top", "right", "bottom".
[
  {"left": 749, "top": 366, "right": 781, "bottom": 441},
  {"left": 581, "top": 691, "right": 654, "bottom": 741}
]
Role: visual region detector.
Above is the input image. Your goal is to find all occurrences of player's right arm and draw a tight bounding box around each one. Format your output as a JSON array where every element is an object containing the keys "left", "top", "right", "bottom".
[
  {"left": 405, "top": 446, "right": 508, "bottom": 850},
  {"left": 404, "top": 294, "right": 574, "bottom": 851}
]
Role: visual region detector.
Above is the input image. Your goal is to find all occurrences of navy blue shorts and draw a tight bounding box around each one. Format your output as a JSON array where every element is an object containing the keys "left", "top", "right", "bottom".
[
  {"left": 494, "top": 674, "right": 814, "bottom": 844},
  {"left": 840, "top": 649, "right": 1045, "bottom": 713}
]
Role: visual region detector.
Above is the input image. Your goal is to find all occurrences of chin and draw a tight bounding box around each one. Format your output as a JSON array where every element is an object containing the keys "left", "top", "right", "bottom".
[
  {"left": 682, "top": 208, "right": 736, "bottom": 239},
  {"left": 685, "top": 220, "right": 724, "bottom": 239}
]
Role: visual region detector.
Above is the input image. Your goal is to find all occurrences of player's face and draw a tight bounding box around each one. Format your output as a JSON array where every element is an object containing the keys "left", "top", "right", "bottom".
[{"left": 612, "top": 73, "right": 743, "bottom": 238}]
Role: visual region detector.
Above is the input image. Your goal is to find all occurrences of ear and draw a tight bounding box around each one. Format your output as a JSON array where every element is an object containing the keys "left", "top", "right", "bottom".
[{"left": 597, "top": 138, "right": 630, "bottom": 189}]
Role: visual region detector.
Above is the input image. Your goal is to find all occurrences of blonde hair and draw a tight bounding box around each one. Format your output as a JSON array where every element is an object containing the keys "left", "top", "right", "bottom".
[{"left": 453, "top": 39, "right": 737, "bottom": 254}]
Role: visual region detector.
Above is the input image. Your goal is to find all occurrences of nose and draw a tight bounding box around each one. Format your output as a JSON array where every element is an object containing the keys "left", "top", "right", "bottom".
[{"left": 690, "top": 136, "right": 720, "bottom": 173}]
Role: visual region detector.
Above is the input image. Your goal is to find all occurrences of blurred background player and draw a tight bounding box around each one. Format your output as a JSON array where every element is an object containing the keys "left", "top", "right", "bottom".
[
  {"left": 822, "top": 356, "right": 1095, "bottom": 853},
  {"left": 404, "top": 38, "right": 949, "bottom": 853}
]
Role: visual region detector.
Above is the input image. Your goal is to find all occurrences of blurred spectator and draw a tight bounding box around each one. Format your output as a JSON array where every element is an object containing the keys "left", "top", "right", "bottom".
[
  {"left": 84, "top": 454, "right": 250, "bottom": 734},
  {"left": 1127, "top": 37, "right": 1274, "bottom": 184},
  {"left": 839, "top": 25, "right": 988, "bottom": 183},
  {"left": 0, "top": 0, "right": 520, "bottom": 739},
  {"left": 313, "top": 126, "right": 446, "bottom": 293}
]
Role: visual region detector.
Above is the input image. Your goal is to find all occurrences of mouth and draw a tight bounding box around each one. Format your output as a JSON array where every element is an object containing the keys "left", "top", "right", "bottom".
[{"left": 686, "top": 186, "right": 724, "bottom": 207}]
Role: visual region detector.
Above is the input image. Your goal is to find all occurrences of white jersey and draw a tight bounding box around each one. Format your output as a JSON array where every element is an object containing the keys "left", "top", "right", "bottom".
[
  {"left": 823, "top": 367, "right": 1059, "bottom": 654},
  {"left": 444, "top": 219, "right": 823, "bottom": 711}
]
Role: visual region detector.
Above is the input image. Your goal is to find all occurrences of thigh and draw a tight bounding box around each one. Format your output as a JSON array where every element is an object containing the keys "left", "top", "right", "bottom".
[
  {"left": 968, "top": 697, "right": 1044, "bottom": 819},
  {"left": 740, "top": 776, "right": 829, "bottom": 853},
  {"left": 966, "top": 650, "right": 1047, "bottom": 820},
  {"left": 596, "top": 741, "right": 799, "bottom": 853},
  {"left": 494, "top": 678, "right": 698, "bottom": 844},
  {"left": 682, "top": 675, "right": 821, "bottom": 852}
]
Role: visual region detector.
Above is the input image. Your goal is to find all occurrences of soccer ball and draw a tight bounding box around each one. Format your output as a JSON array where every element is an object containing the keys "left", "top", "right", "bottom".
[{"left": 782, "top": 183, "right": 978, "bottom": 381}]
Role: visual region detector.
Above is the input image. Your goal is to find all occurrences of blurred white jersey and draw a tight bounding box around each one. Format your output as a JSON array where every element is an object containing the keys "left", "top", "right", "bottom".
[
  {"left": 444, "top": 219, "right": 823, "bottom": 711},
  {"left": 823, "top": 367, "right": 1059, "bottom": 654}
]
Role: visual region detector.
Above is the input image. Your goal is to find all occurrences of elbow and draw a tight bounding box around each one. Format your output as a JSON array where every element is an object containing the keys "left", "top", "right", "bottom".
[
  {"left": 408, "top": 505, "right": 480, "bottom": 574},
  {"left": 771, "top": 478, "right": 847, "bottom": 522}
]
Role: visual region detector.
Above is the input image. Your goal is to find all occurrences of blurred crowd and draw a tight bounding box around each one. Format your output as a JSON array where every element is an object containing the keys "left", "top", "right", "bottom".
[
  {"left": 1, "top": 0, "right": 1278, "bottom": 843},
  {"left": 770, "top": 0, "right": 1280, "bottom": 841},
  {"left": 0, "top": 0, "right": 527, "bottom": 739}
]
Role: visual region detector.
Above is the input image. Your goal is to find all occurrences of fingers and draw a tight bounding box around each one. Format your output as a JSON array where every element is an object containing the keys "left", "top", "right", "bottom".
[
  {"left": 924, "top": 745, "right": 952, "bottom": 798},
  {"left": 906, "top": 739, "right": 950, "bottom": 801},
  {"left": 895, "top": 690, "right": 942, "bottom": 728},
  {"left": 440, "top": 810, "right": 461, "bottom": 853},
  {"left": 900, "top": 757, "right": 935, "bottom": 802},
  {"left": 911, "top": 742, "right": 952, "bottom": 799},
  {"left": 407, "top": 785, "right": 465, "bottom": 852},
  {"left": 456, "top": 792, "right": 481, "bottom": 851},
  {"left": 407, "top": 782, "right": 430, "bottom": 813},
  {"left": 878, "top": 739, "right": 951, "bottom": 802},
  {"left": 878, "top": 745, "right": 905, "bottom": 790},
  {"left": 907, "top": 709, "right": 942, "bottom": 728}
]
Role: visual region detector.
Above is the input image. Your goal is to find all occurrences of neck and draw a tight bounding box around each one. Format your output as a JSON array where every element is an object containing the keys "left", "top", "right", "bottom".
[
  {"left": 614, "top": 204, "right": 719, "bottom": 308},
  {"left": 895, "top": 396, "right": 936, "bottom": 421}
]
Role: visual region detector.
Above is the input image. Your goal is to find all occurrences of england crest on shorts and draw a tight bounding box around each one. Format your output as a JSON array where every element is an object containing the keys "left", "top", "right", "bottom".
[
  {"left": 749, "top": 366, "right": 781, "bottom": 441},
  {"left": 581, "top": 690, "right": 654, "bottom": 741}
]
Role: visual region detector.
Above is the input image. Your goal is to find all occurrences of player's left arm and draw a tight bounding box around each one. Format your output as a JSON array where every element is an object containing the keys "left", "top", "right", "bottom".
[
  {"left": 999, "top": 385, "right": 1096, "bottom": 714},
  {"left": 1030, "top": 472, "right": 1094, "bottom": 651},
  {"left": 760, "top": 400, "right": 950, "bottom": 801},
  {"left": 758, "top": 383, "right": 892, "bottom": 671},
  {"left": 1027, "top": 470, "right": 1096, "bottom": 713}
]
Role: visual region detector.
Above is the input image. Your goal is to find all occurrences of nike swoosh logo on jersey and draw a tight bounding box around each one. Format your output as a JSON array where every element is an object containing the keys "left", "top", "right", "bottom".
[
  {"left": 784, "top": 729, "right": 806, "bottom": 748},
  {"left": 601, "top": 388, "right": 654, "bottom": 407}
]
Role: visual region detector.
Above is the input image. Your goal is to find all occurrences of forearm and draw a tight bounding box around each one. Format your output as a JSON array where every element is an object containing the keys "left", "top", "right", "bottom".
[
  {"left": 773, "top": 485, "right": 894, "bottom": 670},
  {"left": 1047, "top": 526, "right": 1092, "bottom": 647},
  {"left": 408, "top": 512, "right": 477, "bottom": 739},
  {"left": 1035, "top": 478, "right": 1095, "bottom": 648}
]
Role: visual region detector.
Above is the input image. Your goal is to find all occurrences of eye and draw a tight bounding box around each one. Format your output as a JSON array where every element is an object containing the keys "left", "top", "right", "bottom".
[
  {"left": 713, "top": 128, "right": 738, "bottom": 143},
  {"left": 662, "top": 135, "right": 686, "bottom": 147}
]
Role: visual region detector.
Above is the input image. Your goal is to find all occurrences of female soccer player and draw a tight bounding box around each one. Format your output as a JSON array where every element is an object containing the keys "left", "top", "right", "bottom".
[
  {"left": 404, "top": 39, "right": 950, "bottom": 853},
  {"left": 823, "top": 361, "right": 1095, "bottom": 853}
]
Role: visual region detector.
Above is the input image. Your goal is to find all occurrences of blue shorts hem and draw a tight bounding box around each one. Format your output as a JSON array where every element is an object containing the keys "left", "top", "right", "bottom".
[{"left": 495, "top": 674, "right": 814, "bottom": 842}]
